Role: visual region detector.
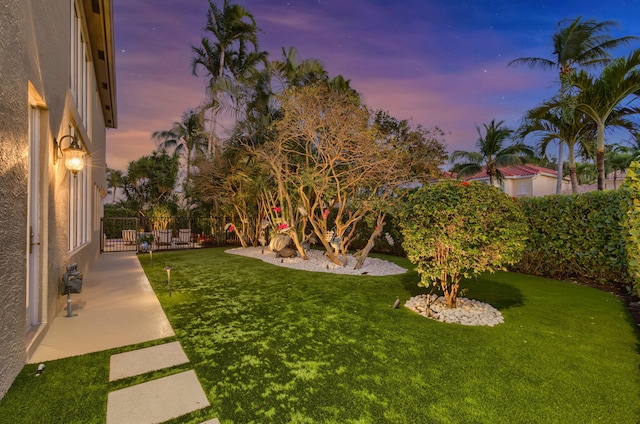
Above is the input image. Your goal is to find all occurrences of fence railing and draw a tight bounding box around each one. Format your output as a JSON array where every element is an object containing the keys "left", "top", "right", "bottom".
[{"left": 101, "top": 216, "right": 239, "bottom": 253}]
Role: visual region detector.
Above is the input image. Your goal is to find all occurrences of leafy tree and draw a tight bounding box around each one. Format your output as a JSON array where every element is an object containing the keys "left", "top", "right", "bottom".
[
  {"left": 568, "top": 49, "right": 640, "bottom": 190},
  {"left": 194, "top": 145, "right": 266, "bottom": 247},
  {"left": 449, "top": 119, "right": 534, "bottom": 186},
  {"left": 399, "top": 181, "right": 529, "bottom": 308},
  {"left": 509, "top": 17, "right": 637, "bottom": 192},
  {"left": 251, "top": 83, "right": 446, "bottom": 266},
  {"left": 121, "top": 150, "right": 180, "bottom": 211}
]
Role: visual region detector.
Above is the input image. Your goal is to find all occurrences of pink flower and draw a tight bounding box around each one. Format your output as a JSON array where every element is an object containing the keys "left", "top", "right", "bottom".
[
  {"left": 278, "top": 223, "right": 289, "bottom": 230},
  {"left": 228, "top": 225, "right": 235, "bottom": 233},
  {"left": 273, "top": 207, "right": 281, "bottom": 213},
  {"left": 323, "top": 209, "right": 330, "bottom": 219}
]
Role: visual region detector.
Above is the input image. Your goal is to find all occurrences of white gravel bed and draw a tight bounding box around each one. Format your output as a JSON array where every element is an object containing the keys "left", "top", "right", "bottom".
[
  {"left": 225, "top": 246, "right": 407, "bottom": 276},
  {"left": 405, "top": 294, "right": 504, "bottom": 326}
]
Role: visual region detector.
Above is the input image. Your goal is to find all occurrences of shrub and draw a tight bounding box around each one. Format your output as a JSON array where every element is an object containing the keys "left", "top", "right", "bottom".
[
  {"left": 398, "top": 181, "right": 529, "bottom": 308},
  {"left": 621, "top": 161, "right": 640, "bottom": 294},
  {"left": 514, "top": 191, "right": 630, "bottom": 287}
]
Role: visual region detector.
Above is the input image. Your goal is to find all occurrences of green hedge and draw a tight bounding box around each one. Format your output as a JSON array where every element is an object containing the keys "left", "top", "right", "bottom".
[
  {"left": 513, "top": 191, "right": 632, "bottom": 289},
  {"left": 621, "top": 162, "right": 640, "bottom": 293}
]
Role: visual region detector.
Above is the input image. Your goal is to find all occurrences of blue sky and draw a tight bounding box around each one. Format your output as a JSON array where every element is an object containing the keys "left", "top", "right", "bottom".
[{"left": 107, "top": 0, "right": 640, "bottom": 171}]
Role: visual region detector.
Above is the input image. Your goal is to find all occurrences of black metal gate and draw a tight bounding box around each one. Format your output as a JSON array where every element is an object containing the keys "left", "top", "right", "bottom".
[{"left": 101, "top": 217, "right": 140, "bottom": 252}]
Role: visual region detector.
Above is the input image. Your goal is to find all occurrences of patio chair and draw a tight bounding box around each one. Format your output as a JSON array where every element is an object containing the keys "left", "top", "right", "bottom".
[
  {"left": 153, "top": 229, "right": 173, "bottom": 247},
  {"left": 175, "top": 229, "right": 191, "bottom": 245},
  {"left": 122, "top": 229, "right": 137, "bottom": 245}
]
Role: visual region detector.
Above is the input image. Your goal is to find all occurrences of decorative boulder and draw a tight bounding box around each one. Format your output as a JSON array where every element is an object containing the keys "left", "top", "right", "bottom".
[
  {"left": 275, "top": 247, "right": 297, "bottom": 258},
  {"left": 269, "top": 233, "right": 291, "bottom": 252}
]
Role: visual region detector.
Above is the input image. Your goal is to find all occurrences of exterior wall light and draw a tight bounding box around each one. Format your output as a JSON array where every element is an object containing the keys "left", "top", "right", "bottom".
[{"left": 53, "top": 135, "right": 85, "bottom": 175}]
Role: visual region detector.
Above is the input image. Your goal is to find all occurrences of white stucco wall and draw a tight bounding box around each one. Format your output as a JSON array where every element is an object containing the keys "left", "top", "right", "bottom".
[{"left": 0, "top": 0, "right": 114, "bottom": 398}]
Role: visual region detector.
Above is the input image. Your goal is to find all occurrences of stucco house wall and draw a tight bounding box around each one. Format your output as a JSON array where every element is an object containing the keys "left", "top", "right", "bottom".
[
  {"left": 467, "top": 165, "right": 569, "bottom": 197},
  {"left": 0, "top": 0, "right": 116, "bottom": 398}
]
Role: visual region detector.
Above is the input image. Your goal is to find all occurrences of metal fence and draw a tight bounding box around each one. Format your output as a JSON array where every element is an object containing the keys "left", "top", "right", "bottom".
[{"left": 101, "top": 216, "right": 239, "bottom": 253}]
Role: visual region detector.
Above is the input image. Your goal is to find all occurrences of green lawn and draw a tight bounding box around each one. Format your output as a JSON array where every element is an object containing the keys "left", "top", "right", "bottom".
[
  {"left": 1, "top": 247, "right": 639, "bottom": 423},
  {"left": 143, "top": 248, "right": 640, "bottom": 423}
]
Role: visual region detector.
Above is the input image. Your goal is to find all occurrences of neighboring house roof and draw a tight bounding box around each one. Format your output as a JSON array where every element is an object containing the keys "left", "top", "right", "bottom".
[{"left": 465, "top": 164, "right": 566, "bottom": 180}]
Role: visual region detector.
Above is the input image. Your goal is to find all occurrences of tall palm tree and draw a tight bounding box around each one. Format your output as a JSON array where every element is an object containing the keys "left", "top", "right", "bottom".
[
  {"left": 152, "top": 109, "right": 208, "bottom": 202},
  {"left": 519, "top": 100, "right": 600, "bottom": 193},
  {"left": 568, "top": 49, "right": 640, "bottom": 190},
  {"left": 450, "top": 119, "right": 534, "bottom": 186},
  {"left": 191, "top": 0, "right": 260, "bottom": 155},
  {"left": 509, "top": 17, "right": 637, "bottom": 192}
]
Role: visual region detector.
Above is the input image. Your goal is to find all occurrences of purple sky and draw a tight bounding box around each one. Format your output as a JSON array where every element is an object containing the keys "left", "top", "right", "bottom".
[{"left": 106, "top": 0, "right": 640, "bottom": 171}]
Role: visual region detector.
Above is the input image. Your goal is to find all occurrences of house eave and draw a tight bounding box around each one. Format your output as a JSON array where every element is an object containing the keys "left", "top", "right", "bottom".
[{"left": 83, "top": 0, "right": 117, "bottom": 128}]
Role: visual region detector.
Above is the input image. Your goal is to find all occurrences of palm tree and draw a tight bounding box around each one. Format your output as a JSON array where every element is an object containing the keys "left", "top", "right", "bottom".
[
  {"left": 575, "top": 161, "right": 597, "bottom": 184},
  {"left": 519, "top": 105, "right": 595, "bottom": 193},
  {"left": 509, "top": 17, "right": 637, "bottom": 192},
  {"left": 152, "top": 109, "right": 208, "bottom": 203},
  {"left": 191, "top": 0, "right": 260, "bottom": 155},
  {"left": 620, "top": 133, "right": 640, "bottom": 160},
  {"left": 271, "top": 46, "right": 327, "bottom": 90},
  {"left": 450, "top": 120, "right": 534, "bottom": 186},
  {"left": 606, "top": 145, "right": 634, "bottom": 189},
  {"left": 106, "top": 168, "right": 123, "bottom": 203},
  {"left": 568, "top": 49, "right": 640, "bottom": 190}
]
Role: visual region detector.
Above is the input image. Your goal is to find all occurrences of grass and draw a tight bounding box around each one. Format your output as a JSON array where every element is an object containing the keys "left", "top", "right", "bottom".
[
  {"left": 142, "top": 248, "right": 640, "bottom": 423},
  {"left": 1, "top": 247, "right": 639, "bottom": 423}
]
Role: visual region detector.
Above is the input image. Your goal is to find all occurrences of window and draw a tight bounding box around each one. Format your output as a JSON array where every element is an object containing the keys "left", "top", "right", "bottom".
[
  {"left": 68, "top": 131, "right": 90, "bottom": 251},
  {"left": 70, "top": 0, "right": 94, "bottom": 136},
  {"left": 518, "top": 180, "right": 529, "bottom": 196}
]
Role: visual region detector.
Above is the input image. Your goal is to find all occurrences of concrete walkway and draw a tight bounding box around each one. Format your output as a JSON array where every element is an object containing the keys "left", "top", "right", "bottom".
[
  {"left": 29, "top": 252, "right": 175, "bottom": 363},
  {"left": 28, "top": 252, "right": 217, "bottom": 423}
]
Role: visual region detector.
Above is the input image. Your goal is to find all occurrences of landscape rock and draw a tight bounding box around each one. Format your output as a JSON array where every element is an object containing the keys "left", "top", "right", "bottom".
[{"left": 405, "top": 295, "right": 504, "bottom": 326}]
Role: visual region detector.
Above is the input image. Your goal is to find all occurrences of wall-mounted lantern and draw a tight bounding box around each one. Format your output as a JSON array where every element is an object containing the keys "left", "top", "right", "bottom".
[{"left": 53, "top": 135, "right": 85, "bottom": 175}]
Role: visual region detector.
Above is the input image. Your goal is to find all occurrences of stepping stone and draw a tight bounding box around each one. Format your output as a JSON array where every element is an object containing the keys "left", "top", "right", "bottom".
[
  {"left": 106, "top": 370, "right": 209, "bottom": 424},
  {"left": 201, "top": 420, "right": 220, "bottom": 424},
  {"left": 109, "top": 341, "right": 189, "bottom": 381}
]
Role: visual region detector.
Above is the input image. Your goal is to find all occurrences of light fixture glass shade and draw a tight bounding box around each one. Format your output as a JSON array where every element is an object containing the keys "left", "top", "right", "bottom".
[{"left": 64, "top": 146, "right": 85, "bottom": 174}]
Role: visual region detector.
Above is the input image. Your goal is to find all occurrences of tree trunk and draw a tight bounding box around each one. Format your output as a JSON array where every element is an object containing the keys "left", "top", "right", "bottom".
[
  {"left": 233, "top": 227, "right": 248, "bottom": 248},
  {"left": 353, "top": 215, "right": 385, "bottom": 270},
  {"left": 289, "top": 231, "right": 309, "bottom": 260},
  {"left": 567, "top": 143, "right": 578, "bottom": 194},
  {"left": 317, "top": 237, "right": 346, "bottom": 266},
  {"left": 441, "top": 280, "right": 459, "bottom": 309},
  {"left": 596, "top": 122, "right": 606, "bottom": 191},
  {"left": 556, "top": 142, "right": 564, "bottom": 194},
  {"left": 569, "top": 166, "right": 579, "bottom": 193}
]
